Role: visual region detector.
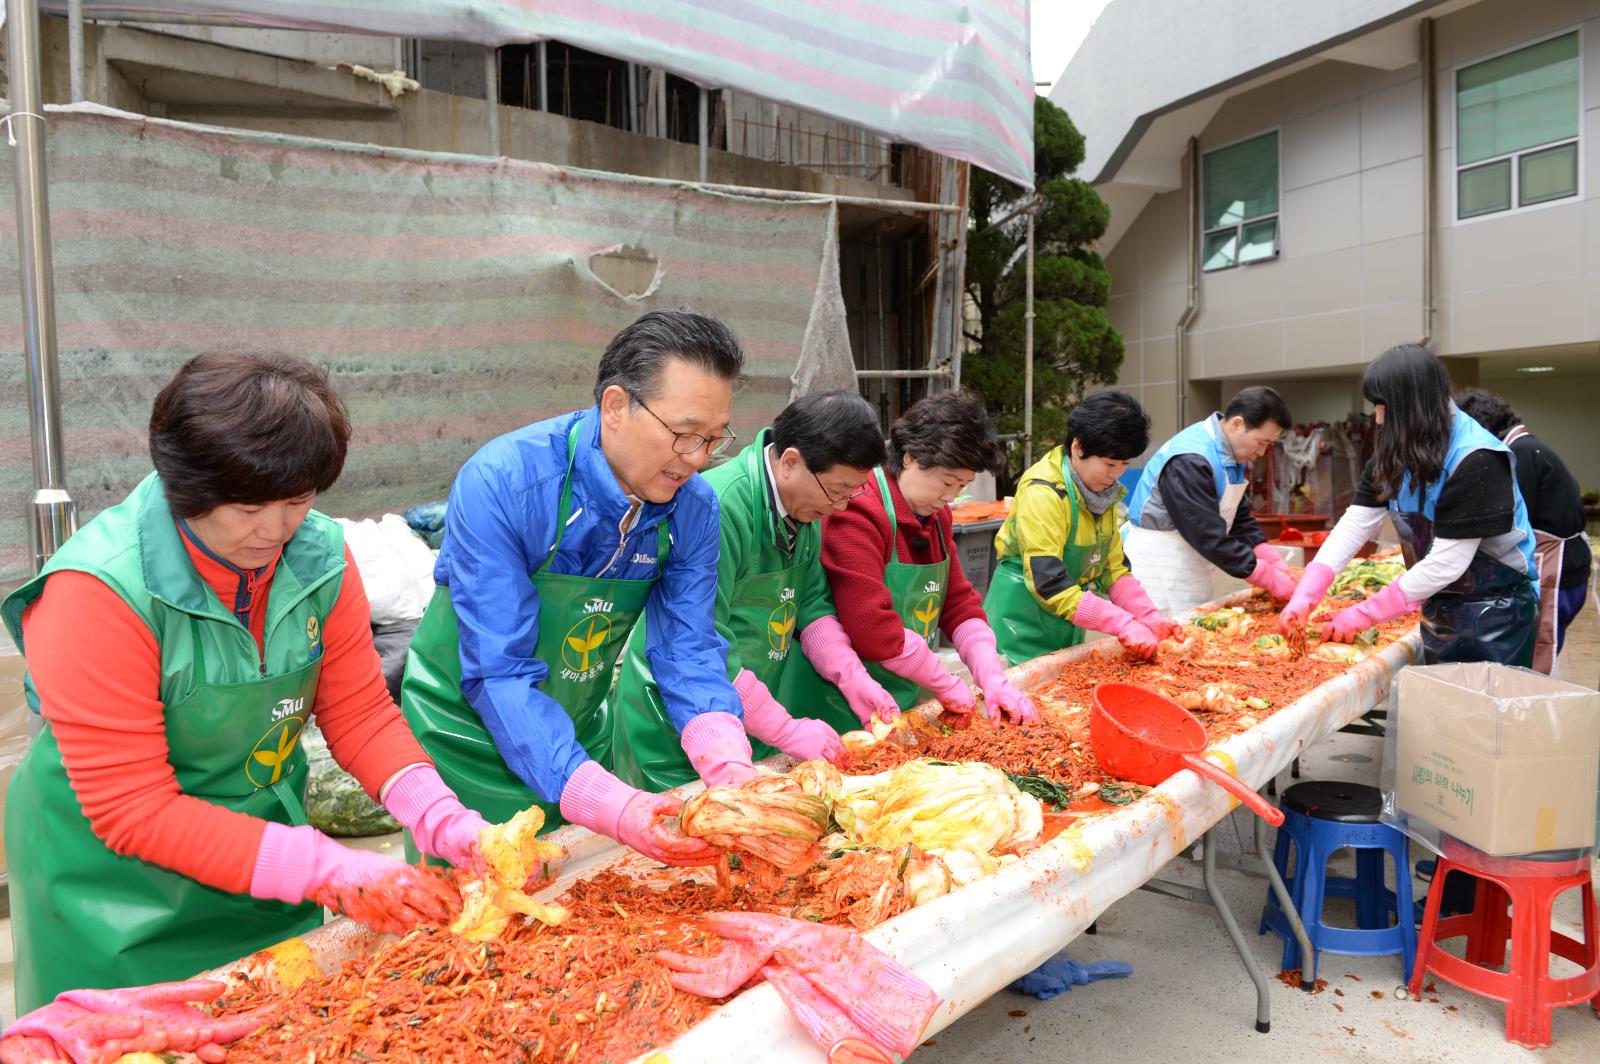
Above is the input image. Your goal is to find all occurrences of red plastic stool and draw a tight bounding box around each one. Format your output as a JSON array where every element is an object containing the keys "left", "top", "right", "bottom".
[{"left": 1409, "top": 837, "right": 1600, "bottom": 1048}]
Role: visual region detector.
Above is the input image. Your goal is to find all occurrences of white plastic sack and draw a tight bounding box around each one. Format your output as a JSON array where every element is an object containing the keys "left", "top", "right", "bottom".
[{"left": 337, "top": 515, "right": 437, "bottom": 625}]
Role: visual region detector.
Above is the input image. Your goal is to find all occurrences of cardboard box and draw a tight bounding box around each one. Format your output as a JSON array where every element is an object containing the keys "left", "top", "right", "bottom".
[{"left": 1392, "top": 662, "right": 1600, "bottom": 856}]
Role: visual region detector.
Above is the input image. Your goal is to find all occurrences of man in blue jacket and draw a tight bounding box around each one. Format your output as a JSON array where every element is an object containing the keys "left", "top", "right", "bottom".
[{"left": 401, "top": 309, "right": 754, "bottom": 865}]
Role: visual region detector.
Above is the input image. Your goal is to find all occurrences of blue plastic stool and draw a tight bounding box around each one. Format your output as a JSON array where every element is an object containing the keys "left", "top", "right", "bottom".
[{"left": 1258, "top": 781, "right": 1416, "bottom": 982}]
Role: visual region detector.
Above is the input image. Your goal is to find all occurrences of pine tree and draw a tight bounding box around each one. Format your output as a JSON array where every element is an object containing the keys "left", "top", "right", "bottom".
[{"left": 963, "top": 97, "right": 1124, "bottom": 488}]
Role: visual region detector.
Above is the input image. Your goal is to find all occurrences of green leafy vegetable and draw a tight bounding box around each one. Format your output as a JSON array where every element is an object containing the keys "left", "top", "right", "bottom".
[{"left": 1006, "top": 772, "right": 1074, "bottom": 811}]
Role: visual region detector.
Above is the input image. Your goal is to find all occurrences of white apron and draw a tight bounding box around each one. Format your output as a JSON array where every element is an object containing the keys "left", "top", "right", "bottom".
[
  {"left": 1504, "top": 425, "right": 1592, "bottom": 676},
  {"left": 1122, "top": 476, "right": 1250, "bottom": 617}
]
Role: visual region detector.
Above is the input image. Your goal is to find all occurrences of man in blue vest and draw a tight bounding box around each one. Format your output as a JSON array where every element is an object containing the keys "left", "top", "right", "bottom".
[{"left": 1123, "top": 387, "right": 1298, "bottom": 616}]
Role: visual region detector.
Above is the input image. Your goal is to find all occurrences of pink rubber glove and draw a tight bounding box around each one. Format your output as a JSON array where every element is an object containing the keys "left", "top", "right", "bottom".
[
  {"left": 675, "top": 911, "right": 941, "bottom": 1058},
  {"left": 880, "top": 627, "right": 975, "bottom": 713},
  {"left": 1325, "top": 581, "right": 1415, "bottom": 642},
  {"left": 1246, "top": 556, "right": 1298, "bottom": 602},
  {"left": 249, "top": 822, "right": 456, "bottom": 930},
  {"left": 1108, "top": 575, "right": 1179, "bottom": 640},
  {"left": 760, "top": 963, "right": 892, "bottom": 1064},
  {"left": 798, "top": 616, "right": 902, "bottom": 725},
  {"left": 6, "top": 981, "right": 270, "bottom": 1064},
  {"left": 559, "top": 760, "right": 719, "bottom": 866},
  {"left": 1277, "top": 561, "right": 1338, "bottom": 634},
  {"left": 1254, "top": 542, "right": 1291, "bottom": 572},
  {"left": 1072, "top": 591, "right": 1159, "bottom": 660},
  {"left": 735, "top": 669, "right": 845, "bottom": 764},
  {"left": 382, "top": 764, "right": 490, "bottom": 867},
  {"left": 950, "top": 618, "right": 1039, "bottom": 724},
  {"left": 679, "top": 711, "right": 760, "bottom": 788}
]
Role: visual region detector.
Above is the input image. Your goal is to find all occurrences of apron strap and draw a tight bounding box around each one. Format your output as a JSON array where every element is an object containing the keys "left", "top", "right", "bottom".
[
  {"left": 875, "top": 468, "right": 903, "bottom": 565},
  {"left": 539, "top": 420, "right": 585, "bottom": 576},
  {"left": 269, "top": 776, "right": 310, "bottom": 827},
  {"left": 1057, "top": 452, "right": 1083, "bottom": 548}
]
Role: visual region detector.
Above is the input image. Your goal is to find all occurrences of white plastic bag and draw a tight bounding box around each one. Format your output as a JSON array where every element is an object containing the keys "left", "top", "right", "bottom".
[{"left": 337, "top": 515, "right": 437, "bottom": 625}]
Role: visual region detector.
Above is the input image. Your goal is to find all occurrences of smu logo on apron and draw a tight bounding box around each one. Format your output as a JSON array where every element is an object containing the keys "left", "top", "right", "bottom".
[
  {"left": 246, "top": 696, "right": 306, "bottom": 787},
  {"left": 913, "top": 581, "right": 943, "bottom": 644},
  {"left": 560, "top": 597, "right": 617, "bottom": 684},
  {"left": 768, "top": 588, "right": 798, "bottom": 661}
]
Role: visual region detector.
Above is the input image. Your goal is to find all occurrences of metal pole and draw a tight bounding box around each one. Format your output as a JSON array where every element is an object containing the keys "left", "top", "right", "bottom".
[
  {"left": 68, "top": 0, "right": 86, "bottom": 102},
  {"left": 6, "top": 0, "right": 78, "bottom": 571},
  {"left": 855, "top": 368, "right": 952, "bottom": 381},
  {"left": 1024, "top": 209, "right": 1035, "bottom": 467},
  {"left": 656, "top": 68, "right": 668, "bottom": 139},
  {"left": 697, "top": 86, "right": 708, "bottom": 183},
  {"left": 537, "top": 41, "right": 549, "bottom": 113},
  {"left": 627, "top": 63, "right": 637, "bottom": 132},
  {"left": 483, "top": 47, "right": 500, "bottom": 156}
]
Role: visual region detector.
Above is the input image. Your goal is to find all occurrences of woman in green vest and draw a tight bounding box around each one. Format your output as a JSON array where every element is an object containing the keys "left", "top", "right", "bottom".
[
  {"left": 610, "top": 389, "right": 892, "bottom": 790},
  {"left": 985, "top": 390, "right": 1178, "bottom": 664},
  {"left": 804, "top": 392, "right": 1039, "bottom": 725},
  {"left": 1, "top": 354, "right": 487, "bottom": 1024}
]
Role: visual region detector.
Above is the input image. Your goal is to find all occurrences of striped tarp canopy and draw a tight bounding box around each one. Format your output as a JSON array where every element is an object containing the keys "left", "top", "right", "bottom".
[
  {"left": 0, "top": 106, "right": 849, "bottom": 581},
  {"left": 43, "top": 0, "right": 1035, "bottom": 188}
]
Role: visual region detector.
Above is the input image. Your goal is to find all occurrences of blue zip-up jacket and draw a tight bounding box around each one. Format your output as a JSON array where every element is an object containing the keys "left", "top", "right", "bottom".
[{"left": 436, "top": 406, "right": 738, "bottom": 801}]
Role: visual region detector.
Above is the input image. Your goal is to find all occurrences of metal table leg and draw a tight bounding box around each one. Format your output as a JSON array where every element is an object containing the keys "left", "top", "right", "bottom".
[
  {"left": 1143, "top": 819, "right": 1278, "bottom": 1032},
  {"left": 1254, "top": 813, "right": 1315, "bottom": 992},
  {"left": 1201, "top": 826, "right": 1273, "bottom": 1033}
]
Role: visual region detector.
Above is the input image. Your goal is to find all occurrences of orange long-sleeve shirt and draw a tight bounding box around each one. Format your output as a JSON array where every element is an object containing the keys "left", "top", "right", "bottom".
[{"left": 20, "top": 529, "right": 429, "bottom": 896}]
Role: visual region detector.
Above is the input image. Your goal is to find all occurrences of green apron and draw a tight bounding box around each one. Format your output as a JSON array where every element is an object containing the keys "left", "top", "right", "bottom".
[
  {"left": 610, "top": 441, "right": 854, "bottom": 790},
  {"left": 2, "top": 476, "right": 341, "bottom": 1012},
  {"left": 861, "top": 468, "right": 951, "bottom": 711},
  {"left": 401, "top": 420, "right": 667, "bottom": 851},
  {"left": 983, "top": 454, "right": 1120, "bottom": 665}
]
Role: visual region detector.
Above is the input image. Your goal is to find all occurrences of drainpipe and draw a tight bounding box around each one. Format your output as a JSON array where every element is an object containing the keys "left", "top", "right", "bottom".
[
  {"left": 1418, "top": 18, "right": 1435, "bottom": 349},
  {"left": 1173, "top": 136, "right": 1201, "bottom": 429}
]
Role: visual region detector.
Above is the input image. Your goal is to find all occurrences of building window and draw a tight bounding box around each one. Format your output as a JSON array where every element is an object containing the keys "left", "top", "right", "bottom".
[
  {"left": 1456, "top": 31, "right": 1580, "bottom": 220},
  {"left": 1202, "top": 130, "right": 1279, "bottom": 271}
]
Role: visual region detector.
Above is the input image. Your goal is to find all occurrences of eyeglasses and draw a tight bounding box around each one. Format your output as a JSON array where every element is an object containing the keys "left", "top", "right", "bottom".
[
  {"left": 812, "top": 470, "right": 870, "bottom": 506},
  {"left": 630, "top": 394, "right": 737, "bottom": 456}
]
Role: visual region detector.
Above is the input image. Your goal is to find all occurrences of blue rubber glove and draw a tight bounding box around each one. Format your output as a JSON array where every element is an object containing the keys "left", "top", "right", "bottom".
[{"left": 1008, "top": 952, "right": 1134, "bottom": 1000}]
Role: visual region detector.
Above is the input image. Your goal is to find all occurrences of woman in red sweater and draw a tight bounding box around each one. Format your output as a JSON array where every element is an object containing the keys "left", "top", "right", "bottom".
[
  {"left": 1, "top": 353, "right": 486, "bottom": 1026},
  {"left": 800, "top": 392, "right": 1038, "bottom": 725}
]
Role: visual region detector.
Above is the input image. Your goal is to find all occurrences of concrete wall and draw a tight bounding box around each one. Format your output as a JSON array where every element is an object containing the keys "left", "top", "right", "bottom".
[
  {"left": 1105, "top": 0, "right": 1600, "bottom": 461},
  {"left": 134, "top": 23, "right": 399, "bottom": 69},
  {"left": 1489, "top": 372, "right": 1600, "bottom": 487}
]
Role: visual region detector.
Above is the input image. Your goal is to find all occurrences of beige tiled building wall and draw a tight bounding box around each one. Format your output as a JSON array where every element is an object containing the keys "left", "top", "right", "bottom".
[{"left": 1103, "top": 0, "right": 1600, "bottom": 483}]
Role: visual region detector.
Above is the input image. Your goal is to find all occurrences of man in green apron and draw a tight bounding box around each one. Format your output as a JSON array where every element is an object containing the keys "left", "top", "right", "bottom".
[
  {"left": 610, "top": 390, "right": 891, "bottom": 790},
  {"left": 400, "top": 310, "right": 743, "bottom": 865},
  {"left": 2, "top": 353, "right": 481, "bottom": 1019},
  {"left": 985, "top": 390, "right": 1178, "bottom": 663},
  {"left": 804, "top": 392, "right": 1040, "bottom": 725}
]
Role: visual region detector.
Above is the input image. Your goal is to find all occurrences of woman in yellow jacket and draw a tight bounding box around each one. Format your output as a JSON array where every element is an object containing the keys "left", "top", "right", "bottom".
[{"left": 985, "top": 391, "right": 1176, "bottom": 664}]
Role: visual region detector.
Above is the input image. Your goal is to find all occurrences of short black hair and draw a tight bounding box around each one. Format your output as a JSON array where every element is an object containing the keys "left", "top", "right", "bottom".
[
  {"left": 1067, "top": 390, "right": 1149, "bottom": 460},
  {"left": 1455, "top": 387, "right": 1519, "bottom": 439},
  {"left": 1223, "top": 386, "right": 1292, "bottom": 430},
  {"left": 149, "top": 352, "right": 351, "bottom": 518},
  {"left": 886, "top": 391, "right": 1003, "bottom": 476},
  {"left": 592, "top": 307, "right": 745, "bottom": 405},
  {"left": 771, "top": 389, "right": 886, "bottom": 472}
]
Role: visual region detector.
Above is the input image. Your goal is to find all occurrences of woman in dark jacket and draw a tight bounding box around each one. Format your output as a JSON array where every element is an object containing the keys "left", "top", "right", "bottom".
[{"left": 1456, "top": 387, "right": 1592, "bottom": 673}]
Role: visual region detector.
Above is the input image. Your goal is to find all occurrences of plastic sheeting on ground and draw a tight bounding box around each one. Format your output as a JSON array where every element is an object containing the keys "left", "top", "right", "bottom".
[
  {"left": 43, "top": 1, "right": 1035, "bottom": 188},
  {"left": 201, "top": 592, "right": 1420, "bottom": 1061},
  {"left": 0, "top": 103, "right": 847, "bottom": 581}
]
